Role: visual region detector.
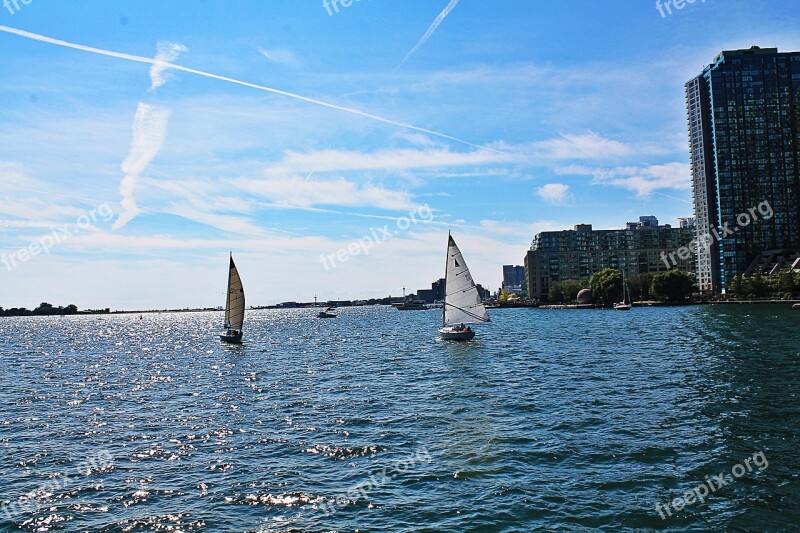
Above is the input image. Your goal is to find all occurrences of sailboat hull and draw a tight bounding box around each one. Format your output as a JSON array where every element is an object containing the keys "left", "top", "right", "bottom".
[
  {"left": 439, "top": 327, "right": 476, "bottom": 341},
  {"left": 219, "top": 330, "right": 243, "bottom": 343}
]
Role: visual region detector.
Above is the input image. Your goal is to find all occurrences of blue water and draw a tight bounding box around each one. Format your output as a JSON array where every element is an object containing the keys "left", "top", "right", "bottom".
[{"left": 1, "top": 305, "right": 799, "bottom": 531}]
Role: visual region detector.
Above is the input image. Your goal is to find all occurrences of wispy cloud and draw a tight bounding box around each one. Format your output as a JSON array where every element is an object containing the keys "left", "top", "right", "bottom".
[
  {"left": 256, "top": 46, "right": 302, "bottom": 68},
  {"left": 149, "top": 41, "right": 188, "bottom": 90},
  {"left": 114, "top": 104, "right": 171, "bottom": 229},
  {"left": 235, "top": 176, "right": 417, "bottom": 211},
  {"left": 0, "top": 162, "right": 89, "bottom": 224},
  {"left": 556, "top": 162, "right": 691, "bottom": 197},
  {"left": 395, "top": 0, "right": 461, "bottom": 70},
  {"left": 0, "top": 25, "right": 495, "bottom": 153},
  {"left": 266, "top": 147, "right": 513, "bottom": 176},
  {"left": 528, "top": 132, "right": 634, "bottom": 160},
  {"left": 536, "top": 183, "right": 574, "bottom": 205}
]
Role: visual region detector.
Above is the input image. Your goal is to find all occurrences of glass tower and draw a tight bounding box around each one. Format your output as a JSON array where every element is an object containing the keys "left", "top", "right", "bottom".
[{"left": 686, "top": 46, "right": 800, "bottom": 293}]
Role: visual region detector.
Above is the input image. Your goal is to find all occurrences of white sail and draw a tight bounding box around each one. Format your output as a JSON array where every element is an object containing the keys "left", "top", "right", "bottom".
[
  {"left": 224, "top": 255, "right": 245, "bottom": 330},
  {"left": 443, "top": 234, "right": 489, "bottom": 326}
]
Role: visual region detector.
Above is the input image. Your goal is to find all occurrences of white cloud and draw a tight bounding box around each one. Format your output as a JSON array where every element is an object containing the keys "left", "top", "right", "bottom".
[
  {"left": 256, "top": 46, "right": 302, "bottom": 68},
  {"left": 115, "top": 104, "right": 171, "bottom": 229},
  {"left": 536, "top": 183, "right": 573, "bottom": 205},
  {"left": 527, "top": 132, "right": 633, "bottom": 160},
  {"left": 149, "top": 41, "right": 188, "bottom": 90},
  {"left": 266, "top": 147, "right": 513, "bottom": 176},
  {"left": 479, "top": 218, "right": 567, "bottom": 239},
  {"left": 556, "top": 162, "right": 691, "bottom": 197},
  {"left": 235, "top": 175, "right": 417, "bottom": 211}
]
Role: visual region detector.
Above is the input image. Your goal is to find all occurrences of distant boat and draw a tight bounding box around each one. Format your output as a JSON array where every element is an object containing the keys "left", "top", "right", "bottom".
[
  {"left": 614, "top": 271, "right": 632, "bottom": 311},
  {"left": 318, "top": 306, "right": 337, "bottom": 318},
  {"left": 438, "top": 232, "right": 490, "bottom": 341},
  {"left": 393, "top": 286, "right": 427, "bottom": 310},
  {"left": 793, "top": 303, "right": 800, "bottom": 309},
  {"left": 396, "top": 299, "right": 427, "bottom": 310},
  {"left": 314, "top": 296, "right": 337, "bottom": 318},
  {"left": 220, "top": 253, "right": 245, "bottom": 343}
]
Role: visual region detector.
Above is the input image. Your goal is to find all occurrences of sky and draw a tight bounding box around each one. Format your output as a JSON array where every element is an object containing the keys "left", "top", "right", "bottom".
[{"left": 1, "top": 0, "right": 799, "bottom": 310}]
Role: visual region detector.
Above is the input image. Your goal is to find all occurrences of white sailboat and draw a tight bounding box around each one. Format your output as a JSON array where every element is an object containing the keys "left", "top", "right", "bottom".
[
  {"left": 439, "top": 233, "right": 490, "bottom": 341},
  {"left": 614, "top": 270, "right": 632, "bottom": 311},
  {"left": 220, "top": 253, "right": 246, "bottom": 343}
]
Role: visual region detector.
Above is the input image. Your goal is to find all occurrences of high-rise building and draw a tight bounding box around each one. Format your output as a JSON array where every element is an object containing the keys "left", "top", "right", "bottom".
[
  {"left": 524, "top": 220, "right": 696, "bottom": 300},
  {"left": 686, "top": 46, "right": 800, "bottom": 293},
  {"left": 502, "top": 265, "right": 525, "bottom": 291}
]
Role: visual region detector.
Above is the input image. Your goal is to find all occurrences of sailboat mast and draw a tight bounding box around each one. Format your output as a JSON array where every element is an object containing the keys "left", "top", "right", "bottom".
[
  {"left": 442, "top": 231, "right": 450, "bottom": 327},
  {"left": 225, "top": 252, "right": 233, "bottom": 327}
]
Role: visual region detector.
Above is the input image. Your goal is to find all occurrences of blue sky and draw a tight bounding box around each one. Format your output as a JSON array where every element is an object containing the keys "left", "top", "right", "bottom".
[{"left": 0, "top": 0, "right": 798, "bottom": 309}]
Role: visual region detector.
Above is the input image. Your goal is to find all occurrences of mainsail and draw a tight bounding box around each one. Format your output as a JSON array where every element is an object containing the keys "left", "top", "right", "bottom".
[
  {"left": 224, "top": 255, "right": 245, "bottom": 330},
  {"left": 443, "top": 234, "right": 489, "bottom": 326}
]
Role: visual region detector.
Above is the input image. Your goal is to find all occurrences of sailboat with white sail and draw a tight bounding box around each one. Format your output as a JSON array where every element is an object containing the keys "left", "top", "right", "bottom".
[
  {"left": 439, "top": 232, "right": 490, "bottom": 341},
  {"left": 220, "top": 253, "right": 246, "bottom": 343},
  {"left": 614, "top": 270, "right": 632, "bottom": 311}
]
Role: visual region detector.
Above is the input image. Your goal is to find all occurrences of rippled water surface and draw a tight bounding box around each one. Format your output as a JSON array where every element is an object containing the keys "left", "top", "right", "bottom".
[{"left": 1, "top": 305, "right": 799, "bottom": 531}]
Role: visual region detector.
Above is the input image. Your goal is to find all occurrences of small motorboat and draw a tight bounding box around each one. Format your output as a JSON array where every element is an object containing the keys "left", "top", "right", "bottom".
[
  {"left": 793, "top": 303, "right": 800, "bottom": 309},
  {"left": 318, "top": 307, "right": 337, "bottom": 318}
]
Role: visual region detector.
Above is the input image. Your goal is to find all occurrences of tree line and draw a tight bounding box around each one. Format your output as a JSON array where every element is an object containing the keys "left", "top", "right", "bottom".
[
  {"left": 548, "top": 269, "right": 695, "bottom": 306},
  {"left": 726, "top": 271, "right": 800, "bottom": 299},
  {"left": 0, "top": 302, "right": 79, "bottom": 317}
]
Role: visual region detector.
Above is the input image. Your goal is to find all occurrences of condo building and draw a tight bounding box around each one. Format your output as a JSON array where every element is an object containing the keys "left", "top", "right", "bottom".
[
  {"left": 524, "top": 218, "right": 696, "bottom": 301},
  {"left": 686, "top": 46, "right": 800, "bottom": 293}
]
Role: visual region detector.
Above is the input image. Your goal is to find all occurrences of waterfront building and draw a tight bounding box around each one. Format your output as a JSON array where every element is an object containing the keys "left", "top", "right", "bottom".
[
  {"left": 502, "top": 265, "right": 526, "bottom": 292},
  {"left": 678, "top": 216, "right": 696, "bottom": 229},
  {"left": 416, "top": 278, "right": 445, "bottom": 304},
  {"left": 524, "top": 220, "right": 696, "bottom": 300},
  {"left": 686, "top": 46, "right": 800, "bottom": 293}
]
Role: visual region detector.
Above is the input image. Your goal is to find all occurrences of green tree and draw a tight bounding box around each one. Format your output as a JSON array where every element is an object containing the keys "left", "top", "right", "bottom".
[
  {"left": 639, "top": 273, "right": 653, "bottom": 301},
  {"left": 548, "top": 283, "right": 564, "bottom": 304},
  {"left": 746, "top": 272, "right": 768, "bottom": 299},
  {"left": 547, "top": 280, "right": 585, "bottom": 303},
  {"left": 651, "top": 270, "right": 693, "bottom": 302},
  {"left": 32, "top": 302, "right": 55, "bottom": 316},
  {"left": 772, "top": 271, "right": 794, "bottom": 298},
  {"left": 589, "top": 268, "right": 623, "bottom": 308},
  {"left": 730, "top": 273, "right": 743, "bottom": 296},
  {"left": 64, "top": 304, "right": 79, "bottom": 315}
]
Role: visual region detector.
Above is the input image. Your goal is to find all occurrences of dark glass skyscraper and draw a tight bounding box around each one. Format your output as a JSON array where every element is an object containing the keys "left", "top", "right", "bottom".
[{"left": 686, "top": 46, "right": 800, "bottom": 293}]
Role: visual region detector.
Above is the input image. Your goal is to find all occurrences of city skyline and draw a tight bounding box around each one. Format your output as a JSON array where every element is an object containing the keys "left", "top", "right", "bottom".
[{"left": 1, "top": 1, "right": 799, "bottom": 309}]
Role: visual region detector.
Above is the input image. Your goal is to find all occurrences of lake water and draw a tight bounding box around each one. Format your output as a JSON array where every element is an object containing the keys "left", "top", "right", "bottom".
[{"left": 1, "top": 305, "right": 799, "bottom": 531}]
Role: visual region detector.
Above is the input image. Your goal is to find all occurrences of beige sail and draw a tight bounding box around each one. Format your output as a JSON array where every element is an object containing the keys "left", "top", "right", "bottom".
[{"left": 224, "top": 255, "right": 245, "bottom": 330}]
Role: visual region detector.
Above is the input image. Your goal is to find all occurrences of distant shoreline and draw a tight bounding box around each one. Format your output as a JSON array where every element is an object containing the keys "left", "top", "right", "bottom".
[{"left": 3, "top": 299, "right": 799, "bottom": 318}]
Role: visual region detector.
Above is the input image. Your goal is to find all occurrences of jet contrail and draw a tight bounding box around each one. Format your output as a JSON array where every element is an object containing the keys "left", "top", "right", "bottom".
[
  {"left": 0, "top": 24, "right": 497, "bottom": 153},
  {"left": 395, "top": 0, "right": 460, "bottom": 71}
]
